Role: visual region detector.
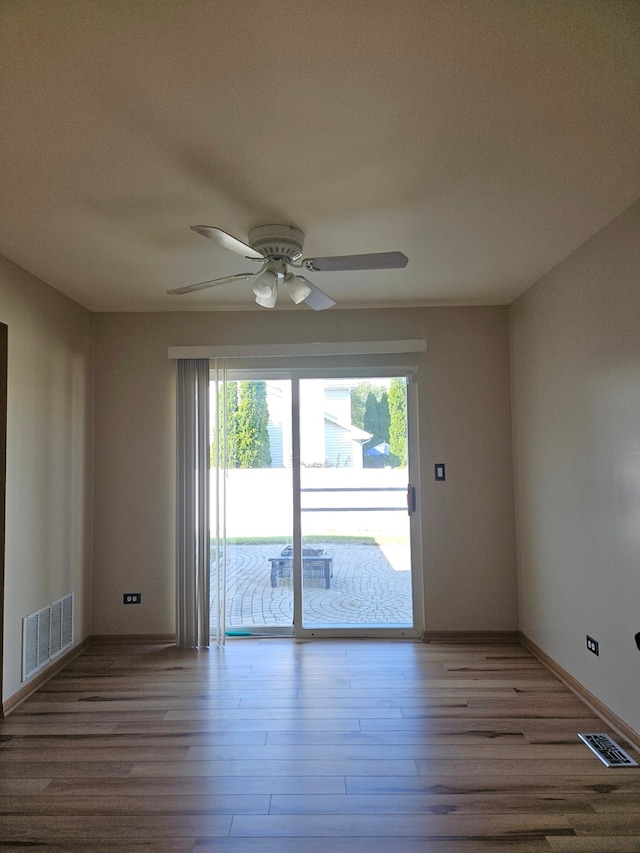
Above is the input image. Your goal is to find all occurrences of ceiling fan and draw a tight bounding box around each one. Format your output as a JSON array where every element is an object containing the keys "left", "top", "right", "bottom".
[{"left": 167, "top": 224, "right": 408, "bottom": 310}]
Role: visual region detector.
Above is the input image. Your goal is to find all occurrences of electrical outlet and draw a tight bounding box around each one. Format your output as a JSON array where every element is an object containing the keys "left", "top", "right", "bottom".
[
  {"left": 586, "top": 635, "right": 599, "bottom": 656},
  {"left": 123, "top": 593, "right": 141, "bottom": 604}
]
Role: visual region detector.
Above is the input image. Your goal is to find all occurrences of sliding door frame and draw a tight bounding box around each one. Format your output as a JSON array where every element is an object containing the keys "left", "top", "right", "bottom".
[
  {"left": 292, "top": 366, "right": 423, "bottom": 639},
  {"left": 211, "top": 360, "right": 424, "bottom": 639}
]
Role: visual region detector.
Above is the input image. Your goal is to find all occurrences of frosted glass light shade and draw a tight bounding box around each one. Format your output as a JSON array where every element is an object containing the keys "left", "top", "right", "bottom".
[
  {"left": 284, "top": 274, "right": 312, "bottom": 304},
  {"left": 253, "top": 270, "right": 278, "bottom": 308}
]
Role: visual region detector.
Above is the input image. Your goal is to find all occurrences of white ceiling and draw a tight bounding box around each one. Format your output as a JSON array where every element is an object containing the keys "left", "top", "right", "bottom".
[{"left": 1, "top": 0, "right": 639, "bottom": 312}]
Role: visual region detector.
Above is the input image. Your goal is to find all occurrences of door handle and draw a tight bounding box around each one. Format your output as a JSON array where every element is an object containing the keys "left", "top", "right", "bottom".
[{"left": 407, "top": 484, "right": 416, "bottom": 515}]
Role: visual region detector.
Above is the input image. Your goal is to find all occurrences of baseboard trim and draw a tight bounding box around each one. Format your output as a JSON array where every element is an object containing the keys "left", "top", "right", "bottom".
[
  {"left": 519, "top": 632, "right": 640, "bottom": 753},
  {"left": 422, "top": 630, "right": 520, "bottom": 644},
  {"left": 1, "top": 638, "right": 89, "bottom": 718},
  {"left": 88, "top": 634, "right": 176, "bottom": 644}
]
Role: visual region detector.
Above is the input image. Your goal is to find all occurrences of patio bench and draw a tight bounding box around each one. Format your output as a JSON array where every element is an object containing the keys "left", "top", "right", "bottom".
[{"left": 269, "top": 545, "right": 333, "bottom": 589}]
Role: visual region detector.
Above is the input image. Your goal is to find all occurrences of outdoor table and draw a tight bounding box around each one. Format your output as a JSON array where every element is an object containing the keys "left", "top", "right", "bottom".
[{"left": 268, "top": 546, "right": 333, "bottom": 589}]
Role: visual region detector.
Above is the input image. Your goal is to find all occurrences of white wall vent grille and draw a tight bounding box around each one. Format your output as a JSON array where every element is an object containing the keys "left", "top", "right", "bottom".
[{"left": 22, "top": 593, "right": 74, "bottom": 680}]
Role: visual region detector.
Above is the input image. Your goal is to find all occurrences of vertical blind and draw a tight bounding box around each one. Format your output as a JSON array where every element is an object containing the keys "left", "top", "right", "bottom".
[
  {"left": 211, "top": 359, "right": 228, "bottom": 646},
  {"left": 175, "top": 359, "right": 210, "bottom": 647}
]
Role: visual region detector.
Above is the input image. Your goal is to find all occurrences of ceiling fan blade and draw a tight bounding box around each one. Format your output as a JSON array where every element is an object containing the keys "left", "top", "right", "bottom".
[
  {"left": 167, "top": 272, "right": 258, "bottom": 295},
  {"left": 298, "top": 276, "right": 336, "bottom": 311},
  {"left": 190, "top": 225, "right": 265, "bottom": 260},
  {"left": 303, "top": 251, "right": 408, "bottom": 272}
]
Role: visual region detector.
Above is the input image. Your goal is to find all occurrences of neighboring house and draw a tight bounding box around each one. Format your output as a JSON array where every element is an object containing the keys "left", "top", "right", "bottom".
[
  {"left": 322, "top": 412, "right": 370, "bottom": 468},
  {"left": 266, "top": 379, "right": 371, "bottom": 468}
]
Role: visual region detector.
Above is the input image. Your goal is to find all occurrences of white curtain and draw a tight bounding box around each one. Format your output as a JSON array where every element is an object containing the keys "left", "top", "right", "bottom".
[{"left": 176, "top": 359, "right": 210, "bottom": 647}]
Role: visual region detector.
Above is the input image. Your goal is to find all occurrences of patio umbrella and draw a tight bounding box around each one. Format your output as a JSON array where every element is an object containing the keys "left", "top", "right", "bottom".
[{"left": 365, "top": 441, "right": 390, "bottom": 456}]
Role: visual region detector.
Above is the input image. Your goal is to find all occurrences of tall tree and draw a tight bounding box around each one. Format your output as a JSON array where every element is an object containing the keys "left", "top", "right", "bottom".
[
  {"left": 211, "top": 381, "right": 239, "bottom": 468},
  {"left": 378, "top": 391, "right": 390, "bottom": 443},
  {"left": 350, "top": 381, "right": 385, "bottom": 429},
  {"left": 363, "top": 391, "right": 381, "bottom": 441},
  {"left": 362, "top": 390, "right": 384, "bottom": 467},
  {"left": 236, "top": 380, "right": 271, "bottom": 468},
  {"left": 388, "top": 378, "right": 407, "bottom": 467}
]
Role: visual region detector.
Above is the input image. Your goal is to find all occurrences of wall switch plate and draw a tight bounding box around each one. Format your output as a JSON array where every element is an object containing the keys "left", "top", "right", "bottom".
[
  {"left": 434, "top": 463, "right": 445, "bottom": 481},
  {"left": 123, "top": 593, "right": 141, "bottom": 604},
  {"left": 586, "top": 635, "right": 599, "bottom": 655}
]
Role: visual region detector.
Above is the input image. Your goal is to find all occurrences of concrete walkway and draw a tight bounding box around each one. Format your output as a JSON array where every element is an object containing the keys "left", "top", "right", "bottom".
[{"left": 212, "top": 541, "right": 413, "bottom": 630}]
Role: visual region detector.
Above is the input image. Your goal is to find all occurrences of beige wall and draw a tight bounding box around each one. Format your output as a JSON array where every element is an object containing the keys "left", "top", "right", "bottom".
[
  {"left": 510, "top": 200, "right": 640, "bottom": 734},
  {"left": 0, "top": 256, "right": 93, "bottom": 703},
  {"left": 92, "top": 306, "right": 518, "bottom": 636}
]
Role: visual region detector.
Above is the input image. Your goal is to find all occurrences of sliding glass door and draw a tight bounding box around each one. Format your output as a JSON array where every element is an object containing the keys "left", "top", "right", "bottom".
[
  {"left": 210, "top": 377, "right": 295, "bottom": 635},
  {"left": 210, "top": 368, "right": 421, "bottom": 639},
  {"left": 298, "top": 377, "right": 414, "bottom": 631}
]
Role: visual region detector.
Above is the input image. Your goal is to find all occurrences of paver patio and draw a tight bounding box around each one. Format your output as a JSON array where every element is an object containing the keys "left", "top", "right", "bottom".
[{"left": 211, "top": 541, "right": 413, "bottom": 631}]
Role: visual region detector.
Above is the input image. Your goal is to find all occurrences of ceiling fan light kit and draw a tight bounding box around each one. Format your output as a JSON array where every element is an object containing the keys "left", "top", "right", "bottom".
[{"left": 168, "top": 224, "right": 408, "bottom": 310}]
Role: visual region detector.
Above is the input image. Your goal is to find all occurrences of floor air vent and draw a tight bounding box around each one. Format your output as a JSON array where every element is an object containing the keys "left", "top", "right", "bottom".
[
  {"left": 578, "top": 733, "right": 638, "bottom": 767},
  {"left": 22, "top": 593, "right": 74, "bottom": 680}
]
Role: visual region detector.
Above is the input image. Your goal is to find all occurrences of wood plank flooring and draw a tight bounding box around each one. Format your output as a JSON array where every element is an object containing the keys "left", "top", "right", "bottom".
[{"left": 1, "top": 638, "right": 639, "bottom": 851}]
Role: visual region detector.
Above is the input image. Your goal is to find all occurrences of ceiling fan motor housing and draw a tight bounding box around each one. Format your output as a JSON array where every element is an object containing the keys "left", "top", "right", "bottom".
[{"left": 248, "top": 225, "right": 305, "bottom": 262}]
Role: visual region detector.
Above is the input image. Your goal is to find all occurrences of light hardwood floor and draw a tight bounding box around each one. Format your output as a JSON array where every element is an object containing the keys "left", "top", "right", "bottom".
[{"left": 1, "top": 638, "right": 639, "bottom": 851}]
